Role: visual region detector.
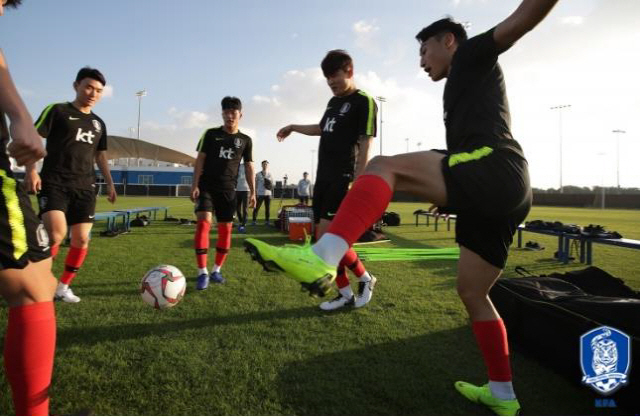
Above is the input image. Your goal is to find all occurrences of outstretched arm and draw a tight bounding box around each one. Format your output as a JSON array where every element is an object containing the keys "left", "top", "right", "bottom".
[
  {"left": 494, "top": 0, "right": 559, "bottom": 51},
  {"left": 277, "top": 124, "right": 322, "bottom": 141}
]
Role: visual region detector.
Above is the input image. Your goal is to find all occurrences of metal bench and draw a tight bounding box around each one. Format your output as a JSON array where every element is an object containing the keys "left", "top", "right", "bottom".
[
  {"left": 574, "top": 236, "right": 640, "bottom": 265},
  {"left": 93, "top": 211, "right": 128, "bottom": 232},
  {"left": 414, "top": 211, "right": 457, "bottom": 231},
  {"left": 115, "top": 207, "right": 169, "bottom": 231}
]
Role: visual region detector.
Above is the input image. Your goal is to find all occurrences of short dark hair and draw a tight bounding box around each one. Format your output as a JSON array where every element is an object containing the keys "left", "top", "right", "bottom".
[
  {"left": 262, "top": 160, "right": 269, "bottom": 165},
  {"left": 415, "top": 17, "right": 467, "bottom": 45},
  {"left": 75, "top": 67, "right": 106, "bottom": 86},
  {"left": 303, "top": 172, "right": 308, "bottom": 175},
  {"left": 321, "top": 49, "right": 353, "bottom": 77},
  {"left": 221, "top": 96, "right": 242, "bottom": 111},
  {"left": 5, "top": 0, "right": 23, "bottom": 8}
]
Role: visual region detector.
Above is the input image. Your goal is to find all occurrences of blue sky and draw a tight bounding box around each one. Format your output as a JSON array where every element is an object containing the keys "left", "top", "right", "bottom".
[{"left": 2, "top": 0, "right": 639, "bottom": 189}]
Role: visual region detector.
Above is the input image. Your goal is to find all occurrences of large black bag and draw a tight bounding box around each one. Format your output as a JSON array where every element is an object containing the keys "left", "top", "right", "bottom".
[{"left": 490, "top": 267, "right": 639, "bottom": 411}]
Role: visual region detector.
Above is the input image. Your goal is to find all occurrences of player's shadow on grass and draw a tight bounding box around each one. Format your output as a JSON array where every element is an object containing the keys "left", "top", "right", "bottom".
[
  {"left": 274, "top": 327, "right": 602, "bottom": 416},
  {"left": 55, "top": 305, "right": 346, "bottom": 349},
  {"left": 275, "top": 327, "right": 488, "bottom": 415}
]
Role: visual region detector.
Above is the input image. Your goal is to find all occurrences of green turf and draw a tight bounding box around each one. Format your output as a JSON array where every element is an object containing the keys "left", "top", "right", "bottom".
[{"left": 1, "top": 196, "right": 638, "bottom": 415}]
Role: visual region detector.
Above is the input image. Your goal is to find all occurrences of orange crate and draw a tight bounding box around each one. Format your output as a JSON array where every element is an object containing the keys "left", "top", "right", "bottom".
[{"left": 288, "top": 217, "right": 312, "bottom": 241}]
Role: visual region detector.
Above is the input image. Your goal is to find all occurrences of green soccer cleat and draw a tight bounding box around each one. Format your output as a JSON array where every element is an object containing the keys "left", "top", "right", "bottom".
[
  {"left": 454, "top": 381, "right": 521, "bottom": 416},
  {"left": 243, "top": 237, "right": 336, "bottom": 297}
]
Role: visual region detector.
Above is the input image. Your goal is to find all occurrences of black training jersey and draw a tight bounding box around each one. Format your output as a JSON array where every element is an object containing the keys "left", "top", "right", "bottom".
[
  {"left": 34, "top": 102, "right": 107, "bottom": 190},
  {"left": 0, "top": 112, "right": 9, "bottom": 171},
  {"left": 196, "top": 126, "right": 253, "bottom": 191},
  {"left": 443, "top": 27, "right": 524, "bottom": 158},
  {"left": 317, "top": 89, "right": 377, "bottom": 181}
]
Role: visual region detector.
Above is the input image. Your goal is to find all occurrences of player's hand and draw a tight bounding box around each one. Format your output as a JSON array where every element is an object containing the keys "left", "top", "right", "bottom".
[
  {"left": 107, "top": 184, "right": 117, "bottom": 204},
  {"left": 7, "top": 117, "right": 46, "bottom": 167},
  {"left": 190, "top": 185, "right": 200, "bottom": 203},
  {"left": 276, "top": 125, "right": 293, "bottom": 142},
  {"left": 24, "top": 169, "right": 41, "bottom": 194},
  {"left": 249, "top": 193, "right": 256, "bottom": 208}
]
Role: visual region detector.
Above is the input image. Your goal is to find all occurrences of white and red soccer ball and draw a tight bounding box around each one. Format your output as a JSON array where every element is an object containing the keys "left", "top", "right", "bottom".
[{"left": 140, "top": 265, "right": 186, "bottom": 309}]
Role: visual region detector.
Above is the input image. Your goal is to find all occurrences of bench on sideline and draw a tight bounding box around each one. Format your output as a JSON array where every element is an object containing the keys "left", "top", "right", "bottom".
[
  {"left": 414, "top": 211, "right": 457, "bottom": 231},
  {"left": 93, "top": 211, "right": 128, "bottom": 232},
  {"left": 115, "top": 206, "right": 169, "bottom": 231},
  {"left": 518, "top": 224, "right": 640, "bottom": 265}
]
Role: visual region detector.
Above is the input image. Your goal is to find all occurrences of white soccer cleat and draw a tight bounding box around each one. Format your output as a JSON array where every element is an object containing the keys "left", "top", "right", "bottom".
[
  {"left": 55, "top": 287, "right": 81, "bottom": 303},
  {"left": 355, "top": 275, "right": 377, "bottom": 308},
  {"left": 319, "top": 294, "right": 354, "bottom": 311}
]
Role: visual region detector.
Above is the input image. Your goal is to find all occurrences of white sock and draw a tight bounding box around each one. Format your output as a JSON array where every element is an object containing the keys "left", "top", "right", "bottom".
[
  {"left": 312, "top": 233, "right": 349, "bottom": 267},
  {"left": 198, "top": 267, "right": 208, "bottom": 276},
  {"left": 358, "top": 271, "right": 372, "bottom": 282},
  {"left": 213, "top": 264, "right": 221, "bottom": 273},
  {"left": 56, "top": 282, "right": 69, "bottom": 293},
  {"left": 338, "top": 286, "right": 354, "bottom": 299},
  {"left": 489, "top": 380, "right": 516, "bottom": 401}
]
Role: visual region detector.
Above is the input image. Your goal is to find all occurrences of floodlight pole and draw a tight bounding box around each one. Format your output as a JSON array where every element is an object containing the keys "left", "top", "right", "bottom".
[
  {"left": 550, "top": 104, "right": 571, "bottom": 193},
  {"left": 376, "top": 96, "right": 386, "bottom": 155},
  {"left": 136, "top": 89, "right": 147, "bottom": 140},
  {"left": 612, "top": 129, "right": 626, "bottom": 190}
]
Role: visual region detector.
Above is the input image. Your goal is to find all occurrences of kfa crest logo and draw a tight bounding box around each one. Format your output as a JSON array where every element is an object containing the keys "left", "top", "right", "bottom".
[
  {"left": 580, "top": 326, "right": 631, "bottom": 395},
  {"left": 92, "top": 119, "right": 102, "bottom": 132},
  {"left": 339, "top": 102, "right": 351, "bottom": 115},
  {"left": 234, "top": 137, "right": 243, "bottom": 149}
]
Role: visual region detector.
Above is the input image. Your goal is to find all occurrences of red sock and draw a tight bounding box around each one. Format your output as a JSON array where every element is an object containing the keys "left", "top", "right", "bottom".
[
  {"left": 335, "top": 266, "right": 350, "bottom": 289},
  {"left": 339, "top": 248, "right": 366, "bottom": 277},
  {"left": 60, "top": 246, "right": 88, "bottom": 285},
  {"left": 195, "top": 220, "right": 211, "bottom": 269},
  {"left": 214, "top": 223, "right": 232, "bottom": 267},
  {"left": 327, "top": 175, "right": 393, "bottom": 246},
  {"left": 472, "top": 319, "right": 512, "bottom": 381},
  {"left": 50, "top": 244, "right": 59, "bottom": 260},
  {"left": 4, "top": 302, "right": 56, "bottom": 416}
]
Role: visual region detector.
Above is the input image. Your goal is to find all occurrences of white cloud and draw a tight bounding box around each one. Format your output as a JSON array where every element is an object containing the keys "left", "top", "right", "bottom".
[
  {"left": 103, "top": 85, "right": 114, "bottom": 98},
  {"left": 353, "top": 19, "right": 381, "bottom": 53},
  {"left": 560, "top": 16, "right": 584, "bottom": 26}
]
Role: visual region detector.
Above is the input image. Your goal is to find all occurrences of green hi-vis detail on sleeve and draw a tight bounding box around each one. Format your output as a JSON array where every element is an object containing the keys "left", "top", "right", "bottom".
[
  {"left": 0, "top": 169, "right": 27, "bottom": 260},
  {"left": 34, "top": 103, "right": 57, "bottom": 130},
  {"left": 196, "top": 130, "right": 207, "bottom": 152},
  {"left": 449, "top": 146, "right": 494, "bottom": 167},
  {"left": 358, "top": 91, "right": 376, "bottom": 136}
]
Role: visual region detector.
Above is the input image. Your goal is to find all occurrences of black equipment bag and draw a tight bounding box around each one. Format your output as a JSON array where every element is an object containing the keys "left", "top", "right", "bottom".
[
  {"left": 382, "top": 211, "right": 400, "bottom": 226},
  {"left": 490, "top": 267, "right": 639, "bottom": 411}
]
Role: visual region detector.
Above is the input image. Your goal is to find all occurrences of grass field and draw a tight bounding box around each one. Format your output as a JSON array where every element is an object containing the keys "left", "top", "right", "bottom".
[{"left": 1, "top": 196, "right": 639, "bottom": 415}]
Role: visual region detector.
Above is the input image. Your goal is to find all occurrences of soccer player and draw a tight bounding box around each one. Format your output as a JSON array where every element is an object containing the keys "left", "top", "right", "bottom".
[
  {"left": 25, "top": 67, "right": 116, "bottom": 303},
  {"left": 1, "top": 1, "right": 57, "bottom": 414},
  {"left": 251, "top": 160, "right": 273, "bottom": 226},
  {"left": 235, "top": 162, "right": 250, "bottom": 233},
  {"left": 191, "top": 96, "right": 255, "bottom": 289},
  {"left": 246, "top": 1, "right": 559, "bottom": 414},
  {"left": 273, "top": 50, "right": 377, "bottom": 310},
  {"left": 297, "top": 172, "right": 311, "bottom": 205}
]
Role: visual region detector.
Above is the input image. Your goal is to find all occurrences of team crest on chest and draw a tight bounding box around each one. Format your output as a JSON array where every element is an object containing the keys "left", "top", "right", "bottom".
[
  {"left": 234, "top": 137, "right": 243, "bottom": 149},
  {"left": 92, "top": 120, "right": 102, "bottom": 132}
]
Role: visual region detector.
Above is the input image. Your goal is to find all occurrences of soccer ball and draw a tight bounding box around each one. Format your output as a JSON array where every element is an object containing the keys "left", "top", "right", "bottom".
[{"left": 140, "top": 265, "right": 186, "bottom": 309}]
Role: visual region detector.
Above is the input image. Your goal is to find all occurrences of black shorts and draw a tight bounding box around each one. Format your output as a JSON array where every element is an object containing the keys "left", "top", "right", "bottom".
[
  {"left": 440, "top": 146, "right": 532, "bottom": 269},
  {"left": 38, "top": 183, "right": 97, "bottom": 225},
  {"left": 312, "top": 177, "right": 351, "bottom": 222},
  {"left": 0, "top": 170, "right": 50, "bottom": 270},
  {"left": 195, "top": 189, "right": 236, "bottom": 222}
]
